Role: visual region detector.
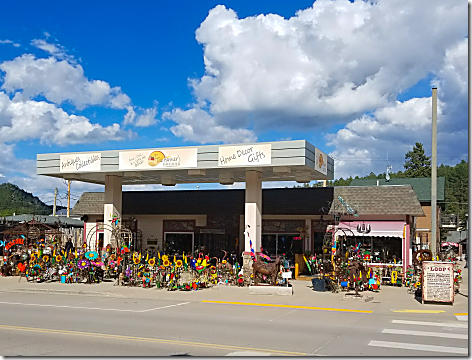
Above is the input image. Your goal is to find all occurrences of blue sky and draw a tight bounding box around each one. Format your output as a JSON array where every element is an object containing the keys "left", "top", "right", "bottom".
[{"left": 0, "top": 0, "right": 467, "bottom": 205}]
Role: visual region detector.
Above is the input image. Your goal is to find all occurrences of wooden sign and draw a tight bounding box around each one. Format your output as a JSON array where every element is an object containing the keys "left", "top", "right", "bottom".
[
  {"left": 422, "top": 261, "right": 454, "bottom": 304},
  {"left": 5, "top": 238, "right": 25, "bottom": 251}
]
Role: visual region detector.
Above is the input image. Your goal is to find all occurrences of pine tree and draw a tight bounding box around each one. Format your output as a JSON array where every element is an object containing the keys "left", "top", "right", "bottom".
[{"left": 403, "top": 142, "right": 431, "bottom": 177}]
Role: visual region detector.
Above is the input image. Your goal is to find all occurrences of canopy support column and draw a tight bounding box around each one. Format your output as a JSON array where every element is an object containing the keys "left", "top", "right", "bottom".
[{"left": 104, "top": 175, "right": 122, "bottom": 249}]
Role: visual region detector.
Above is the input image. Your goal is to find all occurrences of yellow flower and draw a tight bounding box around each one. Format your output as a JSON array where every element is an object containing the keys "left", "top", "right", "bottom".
[
  {"left": 42, "top": 255, "right": 49, "bottom": 262},
  {"left": 222, "top": 260, "right": 227, "bottom": 264},
  {"left": 163, "top": 259, "right": 170, "bottom": 267},
  {"left": 148, "top": 258, "right": 156, "bottom": 267},
  {"left": 162, "top": 255, "right": 169, "bottom": 262},
  {"left": 30, "top": 254, "right": 36, "bottom": 262},
  {"left": 133, "top": 257, "right": 140, "bottom": 265},
  {"left": 55, "top": 255, "right": 63, "bottom": 262},
  {"left": 175, "top": 260, "right": 183, "bottom": 268}
]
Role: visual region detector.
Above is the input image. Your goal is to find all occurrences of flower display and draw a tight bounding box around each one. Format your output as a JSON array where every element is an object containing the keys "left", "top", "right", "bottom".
[
  {"left": 133, "top": 257, "right": 140, "bottom": 265},
  {"left": 42, "top": 255, "right": 49, "bottom": 263},
  {"left": 162, "top": 255, "right": 169, "bottom": 262},
  {"left": 110, "top": 254, "right": 116, "bottom": 261},
  {"left": 30, "top": 254, "right": 36, "bottom": 262},
  {"left": 85, "top": 251, "right": 99, "bottom": 261},
  {"left": 148, "top": 258, "right": 156, "bottom": 267},
  {"left": 56, "top": 255, "right": 63, "bottom": 262},
  {"left": 78, "top": 259, "right": 90, "bottom": 269},
  {"left": 175, "top": 260, "right": 183, "bottom": 268},
  {"left": 125, "top": 268, "right": 132, "bottom": 277},
  {"left": 163, "top": 259, "right": 170, "bottom": 267},
  {"left": 222, "top": 260, "right": 227, "bottom": 264}
]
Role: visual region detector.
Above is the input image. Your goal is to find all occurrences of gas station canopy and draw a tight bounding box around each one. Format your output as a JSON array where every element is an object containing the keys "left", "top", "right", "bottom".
[{"left": 37, "top": 140, "right": 334, "bottom": 185}]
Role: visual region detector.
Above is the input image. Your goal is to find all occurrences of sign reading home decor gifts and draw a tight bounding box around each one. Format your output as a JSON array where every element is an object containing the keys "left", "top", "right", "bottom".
[
  {"left": 60, "top": 153, "right": 101, "bottom": 172},
  {"left": 422, "top": 261, "right": 454, "bottom": 304},
  {"left": 218, "top": 144, "right": 271, "bottom": 167},
  {"left": 119, "top": 148, "right": 197, "bottom": 170}
]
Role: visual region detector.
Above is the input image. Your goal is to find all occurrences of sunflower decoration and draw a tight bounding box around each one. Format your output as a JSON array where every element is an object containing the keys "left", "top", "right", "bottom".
[
  {"left": 42, "top": 255, "right": 49, "bottom": 263},
  {"left": 222, "top": 260, "right": 227, "bottom": 264},
  {"left": 148, "top": 258, "right": 156, "bottom": 267},
  {"left": 30, "top": 254, "right": 36, "bottom": 262},
  {"left": 110, "top": 253, "right": 116, "bottom": 261},
  {"left": 78, "top": 259, "right": 90, "bottom": 269},
  {"left": 163, "top": 259, "right": 170, "bottom": 267},
  {"left": 132, "top": 252, "right": 141, "bottom": 264},
  {"left": 162, "top": 255, "right": 169, "bottom": 263},
  {"left": 82, "top": 243, "right": 87, "bottom": 249},
  {"left": 175, "top": 260, "right": 183, "bottom": 268},
  {"left": 55, "top": 255, "right": 63, "bottom": 263},
  {"left": 85, "top": 251, "right": 99, "bottom": 261}
]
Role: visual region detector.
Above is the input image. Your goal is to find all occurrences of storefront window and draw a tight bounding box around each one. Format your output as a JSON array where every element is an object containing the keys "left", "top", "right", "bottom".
[
  {"left": 261, "top": 234, "right": 301, "bottom": 260},
  {"left": 163, "top": 233, "right": 193, "bottom": 254}
]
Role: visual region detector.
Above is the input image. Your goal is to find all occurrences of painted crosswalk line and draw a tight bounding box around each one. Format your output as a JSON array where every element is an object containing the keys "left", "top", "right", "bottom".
[
  {"left": 382, "top": 328, "right": 468, "bottom": 340},
  {"left": 455, "top": 313, "right": 468, "bottom": 322},
  {"left": 368, "top": 340, "right": 468, "bottom": 355},
  {"left": 391, "top": 319, "right": 468, "bottom": 328}
]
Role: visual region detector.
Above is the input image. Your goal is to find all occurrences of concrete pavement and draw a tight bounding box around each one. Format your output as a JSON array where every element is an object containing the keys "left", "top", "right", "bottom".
[{"left": 0, "top": 262, "right": 467, "bottom": 356}]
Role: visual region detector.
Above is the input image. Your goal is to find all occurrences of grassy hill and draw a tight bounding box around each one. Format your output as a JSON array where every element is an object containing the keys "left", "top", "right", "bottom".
[{"left": 0, "top": 183, "right": 52, "bottom": 216}]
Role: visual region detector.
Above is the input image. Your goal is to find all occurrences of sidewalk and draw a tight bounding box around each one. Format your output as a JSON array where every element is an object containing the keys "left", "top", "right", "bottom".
[{"left": 0, "top": 262, "right": 467, "bottom": 314}]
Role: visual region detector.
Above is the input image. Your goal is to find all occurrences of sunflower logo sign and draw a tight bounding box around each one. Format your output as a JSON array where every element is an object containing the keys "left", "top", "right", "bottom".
[
  {"left": 119, "top": 148, "right": 197, "bottom": 170},
  {"left": 314, "top": 148, "right": 327, "bottom": 175}
]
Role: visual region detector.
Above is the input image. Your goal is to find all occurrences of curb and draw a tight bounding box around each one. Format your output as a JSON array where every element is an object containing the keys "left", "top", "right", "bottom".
[{"left": 4, "top": 288, "right": 125, "bottom": 297}]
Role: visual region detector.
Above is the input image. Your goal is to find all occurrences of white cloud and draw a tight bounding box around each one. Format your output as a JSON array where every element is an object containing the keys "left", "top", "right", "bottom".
[
  {"left": 0, "top": 39, "right": 20, "bottom": 47},
  {"left": 31, "top": 39, "right": 74, "bottom": 62},
  {"left": 0, "top": 91, "right": 133, "bottom": 145},
  {"left": 165, "top": 0, "right": 466, "bottom": 145},
  {"left": 164, "top": 106, "right": 256, "bottom": 144},
  {"left": 326, "top": 38, "right": 468, "bottom": 178},
  {"left": 135, "top": 106, "right": 158, "bottom": 127}
]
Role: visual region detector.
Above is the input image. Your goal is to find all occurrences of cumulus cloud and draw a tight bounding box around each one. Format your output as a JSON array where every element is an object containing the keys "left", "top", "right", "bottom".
[
  {"left": 0, "top": 91, "right": 133, "bottom": 145},
  {"left": 31, "top": 39, "right": 75, "bottom": 62},
  {"left": 326, "top": 38, "right": 468, "bottom": 178},
  {"left": 164, "top": 0, "right": 466, "bottom": 144},
  {"left": 164, "top": 106, "right": 256, "bottom": 144}
]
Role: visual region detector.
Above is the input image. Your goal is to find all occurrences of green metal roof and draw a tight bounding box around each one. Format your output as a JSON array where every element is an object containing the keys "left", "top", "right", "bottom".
[{"left": 349, "top": 177, "right": 445, "bottom": 202}]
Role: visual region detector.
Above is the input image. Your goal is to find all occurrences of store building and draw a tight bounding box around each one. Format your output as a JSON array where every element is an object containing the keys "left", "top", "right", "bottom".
[
  {"left": 70, "top": 185, "right": 424, "bottom": 274},
  {"left": 37, "top": 140, "right": 333, "bottom": 270}
]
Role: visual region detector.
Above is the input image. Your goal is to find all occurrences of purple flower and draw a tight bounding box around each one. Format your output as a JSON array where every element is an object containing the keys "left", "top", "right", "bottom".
[
  {"left": 78, "top": 259, "right": 90, "bottom": 269},
  {"left": 125, "top": 267, "right": 131, "bottom": 277}
]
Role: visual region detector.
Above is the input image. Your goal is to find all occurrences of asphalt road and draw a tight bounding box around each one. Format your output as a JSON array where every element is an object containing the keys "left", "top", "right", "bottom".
[{"left": 0, "top": 291, "right": 467, "bottom": 356}]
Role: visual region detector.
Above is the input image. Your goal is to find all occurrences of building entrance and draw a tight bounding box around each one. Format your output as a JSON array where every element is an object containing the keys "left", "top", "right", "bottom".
[{"left": 163, "top": 232, "right": 194, "bottom": 255}]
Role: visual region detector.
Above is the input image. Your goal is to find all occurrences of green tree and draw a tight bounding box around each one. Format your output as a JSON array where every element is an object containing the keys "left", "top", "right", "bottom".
[{"left": 403, "top": 142, "right": 431, "bottom": 177}]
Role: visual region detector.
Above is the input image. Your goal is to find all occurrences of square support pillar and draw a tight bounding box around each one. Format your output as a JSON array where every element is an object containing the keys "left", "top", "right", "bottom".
[
  {"left": 244, "top": 170, "right": 262, "bottom": 254},
  {"left": 104, "top": 175, "right": 122, "bottom": 249}
]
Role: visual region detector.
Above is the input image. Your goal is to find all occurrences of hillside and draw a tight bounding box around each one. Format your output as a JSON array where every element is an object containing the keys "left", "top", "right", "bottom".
[{"left": 0, "top": 183, "right": 52, "bottom": 216}]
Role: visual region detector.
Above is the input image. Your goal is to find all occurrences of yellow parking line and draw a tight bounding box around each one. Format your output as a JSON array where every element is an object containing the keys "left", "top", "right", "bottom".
[
  {"left": 392, "top": 310, "right": 445, "bottom": 313},
  {"left": 202, "top": 300, "right": 372, "bottom": 313},
  {"left": 454, "top": 313, "right": 468, "bottom": 316},
  {"left": 0, "top": 324, "right": 307, "bottom": 356}
]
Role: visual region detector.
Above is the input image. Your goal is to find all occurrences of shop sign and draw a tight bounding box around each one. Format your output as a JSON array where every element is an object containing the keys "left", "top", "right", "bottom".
[
  {"left": 119, "top": 148, "right": 197, "bottom": 170},
  {"left": 200, "top": 229, "right": 225, "bottom": 235},
  {"left": 422, "top": 261, "right": 454, "bottom": 304},
  {"left": 5, "top": 238, "right": 25, "bottom": 250},
  {"left": 60, "top": 153, "right": 101, "bottom": 172},
  {"left": 218, "top": 144, "right": 271, "bottom": 167},
  {"left": 314, "top": 148, "right": 327, "bottom": 175}
]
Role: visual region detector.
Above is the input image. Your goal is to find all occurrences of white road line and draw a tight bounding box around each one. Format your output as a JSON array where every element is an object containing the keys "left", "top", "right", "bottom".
[
  {"left": 382, "top": 328, "right": 468, "bottom": 340},
  {"left": 142, "top": 302, "right": 190, "bottom": 312},
  {"left": 0, "top": 301, "right": 189, "bottom": 313},
  {"left": 392, "top": 319, "right": 468, "bottom": 328},
  {"left": 368, "top": 340, "right": 468, "bottom": 355},
  {"left": 225, "top": 351, "right": 271, "bottom": 356},
  {"left": 456, "top": 315, "right": 468, "bottom": 322}
]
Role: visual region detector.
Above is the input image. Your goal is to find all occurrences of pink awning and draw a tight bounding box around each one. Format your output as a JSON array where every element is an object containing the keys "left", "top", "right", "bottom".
[{"left": 338, "top": 221, "right": 405, "bottom": 238}]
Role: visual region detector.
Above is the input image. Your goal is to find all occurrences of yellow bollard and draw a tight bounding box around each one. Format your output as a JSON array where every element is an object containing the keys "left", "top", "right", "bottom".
[{"left": 295, "top": 263, "right": 299, "bottom": 279}]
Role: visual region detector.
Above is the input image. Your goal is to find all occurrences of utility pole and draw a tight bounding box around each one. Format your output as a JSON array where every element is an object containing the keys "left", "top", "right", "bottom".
[
  {"left": 53, "top": 188, "right": 58, "bottom": 216},
  {"left": 431, "top": 87, "right": 438, "bottom": 257},
  {"left": 67, "top": 180, "right": 71, "bottom": 218}
]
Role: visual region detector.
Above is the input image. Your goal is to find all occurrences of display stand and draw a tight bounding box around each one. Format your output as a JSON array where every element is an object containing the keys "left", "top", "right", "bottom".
[{"left": 422, "top": 261, "right": 454, "bottom": 305}]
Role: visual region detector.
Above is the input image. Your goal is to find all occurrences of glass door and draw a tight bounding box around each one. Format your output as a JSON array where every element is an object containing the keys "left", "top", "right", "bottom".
[{"left": 164, "top": 232, "right": 194, "bottom": 255}]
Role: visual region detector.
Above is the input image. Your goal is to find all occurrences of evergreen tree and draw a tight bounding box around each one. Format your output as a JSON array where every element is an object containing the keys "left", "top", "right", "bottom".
[{"left": 403, "top": 142, "right": 431, "bottom": 177}]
